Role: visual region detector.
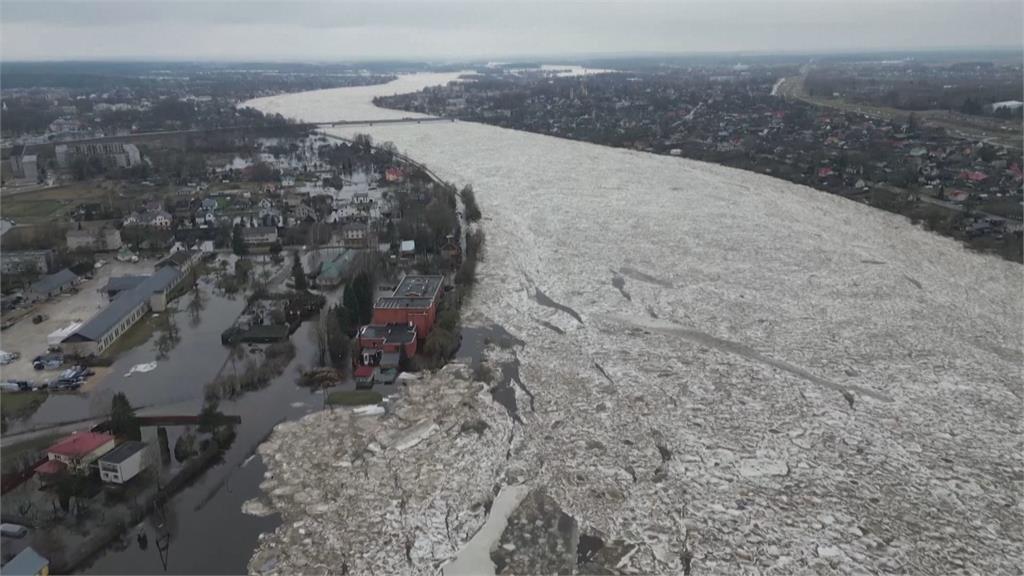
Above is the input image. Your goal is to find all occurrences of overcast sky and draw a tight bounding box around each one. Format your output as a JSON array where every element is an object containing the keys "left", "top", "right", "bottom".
[{"left": 2, "top": 0, "right": 1021, "bottom": 62}]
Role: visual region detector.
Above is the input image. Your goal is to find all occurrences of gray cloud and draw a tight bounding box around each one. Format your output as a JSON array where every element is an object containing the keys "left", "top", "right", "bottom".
[{"left": 2, "top": 0, "right": 1021, "bottom": 61}]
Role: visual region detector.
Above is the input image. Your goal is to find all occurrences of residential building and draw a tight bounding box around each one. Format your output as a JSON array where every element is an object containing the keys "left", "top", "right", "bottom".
[
  {"left": 25, "top": 269, "right": 78, "bottom": 303},
  {"left": 55, "top": 142, "right": 141, "bottom": 169},
  {"left": 241, "top": 226, "right": 279, "bottom": 246},
  {"left": 0, "top": 250, "right": 54, "bottom": 274},
  {"left": 357, "top": 323, "right": 418, "bottom": 363},
  {"left": 98, "top": 441, "right": 149, "bottom": 484},
  {"left": 341, "top": 223, "right": 368, "bottom": 247},
  {"left": 124, "top": 209, "right": 172, "bottom": 228},
  {"left": 2, "top": 547, "right": 49, "bottom": 576},
  {"left": 35, "top": 432, "right": 116, "bottom": 476}
]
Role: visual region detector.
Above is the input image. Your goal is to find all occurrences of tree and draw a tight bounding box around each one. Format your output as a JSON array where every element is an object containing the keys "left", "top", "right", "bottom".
[
  {"left": 198, "top": 400, "right": 223, "bottom": 434},
  {"left": 232, "top": 225, "right": 247, "bottom": 256},
  {"left": 461, "top": 185, "right": 482, "bottom": 222},
  {"left": 110, "top": 392, "right": 140, "bottom": 440},
  {"left": 352, "top": 272, "right": 373, "bottom": 325},
  {"left": 291, "top": 251, "right": 307, "bottom": 291}
]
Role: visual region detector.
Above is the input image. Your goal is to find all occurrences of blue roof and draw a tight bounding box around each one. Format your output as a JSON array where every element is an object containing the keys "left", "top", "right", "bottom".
[
  {"left": 103, "top": 275, "right": 147, "bottom": 294},
  {"left": 67, "top": 266, "right": 182, "bottom": 342},
  {"left": 28, "top": 268, "right": 77, "bottom": 295},
  {"left": 3, "top": 547, "right": 48, "bottom": 576}
]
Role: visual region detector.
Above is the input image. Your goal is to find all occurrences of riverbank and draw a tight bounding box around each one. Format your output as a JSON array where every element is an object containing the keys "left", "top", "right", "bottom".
[{"left": 245, "top": 74, "right": 1023, "bottom": 575}]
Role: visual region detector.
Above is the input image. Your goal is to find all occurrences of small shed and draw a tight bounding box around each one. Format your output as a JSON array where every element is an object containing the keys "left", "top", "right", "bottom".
[
  {"left": 2, "top": 546, "right": 49, "bottom": 576},
  {"left": 26, "top": 269, "right": 78, "bottom": 302}
]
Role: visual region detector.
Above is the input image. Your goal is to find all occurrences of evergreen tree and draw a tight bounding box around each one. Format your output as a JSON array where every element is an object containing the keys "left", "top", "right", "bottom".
[
  {"left": 110, "top": 392, "right": 140, "bottom": 440},
  {"left": 291, "top": 251, "right": 307, "bottom": 291},
  {"left": 232, "top": 225, "right": 247, "bottom": 256}
]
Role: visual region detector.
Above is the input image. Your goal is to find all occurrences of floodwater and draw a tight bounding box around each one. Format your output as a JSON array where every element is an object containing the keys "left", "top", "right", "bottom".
[
  {"left": 6, "top": 283, "right": 245, "bottom": 436},
  {"left": 243, "top": 73, "right": 1024, "bottom": 574},
  {"left": 80, "top": 320, "right": 325, "bottom": 574}
]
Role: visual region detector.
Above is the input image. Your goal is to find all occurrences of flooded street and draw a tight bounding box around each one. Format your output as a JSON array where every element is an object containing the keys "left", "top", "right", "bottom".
[
  {"left": 6, "top": 284, "right": 246, "bottom": 435},
  {"left": 80, "top": 319, "right": 325, "bottom": 574},
  {"left": 242, "top": 75, "right": 1023, "bottom": 574}
]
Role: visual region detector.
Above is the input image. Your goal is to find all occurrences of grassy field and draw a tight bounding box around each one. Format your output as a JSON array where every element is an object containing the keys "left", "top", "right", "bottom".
[
  {"left": 1, "top": 199, "right": 65, "bottom": 222},
  {"left": 326, "top": 389, "right": 383, "bottom": 406},
  {"left": 1, "top": 390, "right": 49, "bottom": 421},
  {"left": 1, "top": 182, "right": 117, "bottom": 224}
]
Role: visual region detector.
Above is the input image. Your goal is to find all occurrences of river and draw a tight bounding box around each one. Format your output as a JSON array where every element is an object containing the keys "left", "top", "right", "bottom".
[{"left": 241, "top": 73, "right": 1023, "bottom": 574}]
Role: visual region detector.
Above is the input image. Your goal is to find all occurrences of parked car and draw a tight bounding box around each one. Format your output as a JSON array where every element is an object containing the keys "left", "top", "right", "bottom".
[
  {"left": 32, "top": 353, "right": 63, "bottom": 370},
  {"left": 0, "top": 380, "right": 33, "bottom": 392},
  {"left": 0, "top": 523, "right": 28, "bottom": 538},
  {"left": 0, "top": 350, "right": 20, "bottom": 365}
]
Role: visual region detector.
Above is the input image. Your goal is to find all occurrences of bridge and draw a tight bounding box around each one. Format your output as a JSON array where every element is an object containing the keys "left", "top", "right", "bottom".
[{"left": 315, "top": 117, "right": 455, "bottom": 128}]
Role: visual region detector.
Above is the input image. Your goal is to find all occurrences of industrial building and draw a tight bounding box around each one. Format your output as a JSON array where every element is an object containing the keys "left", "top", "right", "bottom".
[{"left": 61, "top": 263, "right": 187, "bottom": 356}]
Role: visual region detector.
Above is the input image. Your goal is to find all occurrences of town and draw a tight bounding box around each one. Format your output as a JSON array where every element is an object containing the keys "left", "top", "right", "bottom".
[
  {"left": 376, "top": 58, "right": 1024, "bottom": 261},
  {"left": 0, "top": 64, "right": 484, "bottom": 572}
]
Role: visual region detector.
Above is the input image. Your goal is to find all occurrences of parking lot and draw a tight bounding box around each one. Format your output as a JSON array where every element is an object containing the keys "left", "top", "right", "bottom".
[{"left": 0, "top": 259, "right": 157, "bottom": 384}]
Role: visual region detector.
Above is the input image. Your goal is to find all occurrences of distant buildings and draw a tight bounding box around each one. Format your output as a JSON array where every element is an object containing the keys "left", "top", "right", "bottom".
[
  {"left": 66, "top": 226, "right": 123, "bottom": 251},
  {"left": 0, "top": 249, "right": 54, "bottom": 275},
  {"left": 55, "top": 142, "right": 141, "bottom": 169}
]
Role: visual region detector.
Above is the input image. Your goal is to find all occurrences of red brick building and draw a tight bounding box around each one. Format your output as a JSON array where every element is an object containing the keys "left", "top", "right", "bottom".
[
  {"left": 357, "top": 322, "right": 418, "bottom": 361},
  {"left": 370, "top": 275, "right": 443, "bottom": 341}
]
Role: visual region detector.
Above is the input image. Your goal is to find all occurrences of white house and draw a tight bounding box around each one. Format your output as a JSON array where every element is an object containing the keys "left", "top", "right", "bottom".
[{"left": 98, "top": 441, "right": 149, "bottom": 484}]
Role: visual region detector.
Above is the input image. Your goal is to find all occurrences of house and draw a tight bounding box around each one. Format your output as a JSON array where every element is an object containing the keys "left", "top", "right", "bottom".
[
  {"left": 98, "top": 441, "right": 149, "bottom": 484},
  {"left": 35, "top": 431, "right": 116, "bottom": 476},
  {"left": 2, "top": 546, "right": 49, "bottom": 576},
  {"left": 354, "top": 365, "right": 375, "bottom": 388},
  {"left": 400, "top": 240, "right": 416, "bottom": 258},
  {"left": 357, "top": 323, "right": 418, "bottom": 361},
  {"left": 292, "top": 203, "right": 317, "bottom": 222},
  {"left": 341, "top": 223, "right": 368, "bottom": 247},
  {"left": 0, "top": 250, "right": 54, "bottom": 274},
  {"left": 241, "top": 226, "right": 278, "bottom": 246},
  {"left": 124, "top": 210, "right": 172, "bottom": 228},
  {"left": 26, "top": 269, "right": 78, "bottom": 302},
  {"left": 385, "top": 167, "right": 405, "bottom": 182}
]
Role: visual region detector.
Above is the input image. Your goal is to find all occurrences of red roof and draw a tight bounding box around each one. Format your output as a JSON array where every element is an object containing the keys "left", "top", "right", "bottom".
[
  {"left": 47, "top": 432, "right": 115, "bottom": 458},
  {"left": 817, "top": 167, "right": 834, "bottom": 178},
  {"left": 34, "top": 460, "right": 67, "bottom": 475},
  {"left": 354, "top": 365, "right": 374, "bottom": 378}
]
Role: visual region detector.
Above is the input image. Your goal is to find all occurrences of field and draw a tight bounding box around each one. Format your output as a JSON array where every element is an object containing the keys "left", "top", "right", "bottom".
[
  {"left": 0, "top": 390, "right": 49, "bottom": 421},
  {"left": 1, "top": 183, "right": 114, "bottom": 224},
  {"left": 326, "top": 389, "right": 383, "bottom": 406}
]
